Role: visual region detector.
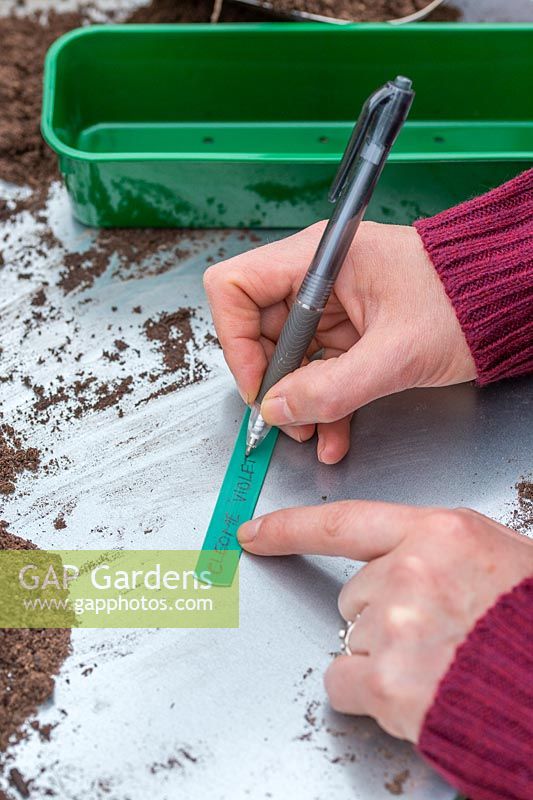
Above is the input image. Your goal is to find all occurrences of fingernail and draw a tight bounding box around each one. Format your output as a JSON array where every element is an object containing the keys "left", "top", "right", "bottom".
[
  {"left": 317, "top": 443, "right": 326, "bottom": 463},
  {"left": 238, "top": 517, "right": 262, "bottom": 544},
  {"left": 261, "top": 396, "right": 294, "bottom": 425}
]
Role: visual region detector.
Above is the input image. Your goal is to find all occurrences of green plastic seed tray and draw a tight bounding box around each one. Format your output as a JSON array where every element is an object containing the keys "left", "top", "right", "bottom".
[{"left": 42, "top": 23, "right": 533, "bottom": 228}]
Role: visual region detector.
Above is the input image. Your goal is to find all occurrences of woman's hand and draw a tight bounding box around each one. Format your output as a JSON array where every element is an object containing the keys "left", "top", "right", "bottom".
[
  {"left": 237, "top": 502, "right": 533, "bottom": 743},
  {"left": 204, "top": 221, "right": 476, "bottom": 464}
]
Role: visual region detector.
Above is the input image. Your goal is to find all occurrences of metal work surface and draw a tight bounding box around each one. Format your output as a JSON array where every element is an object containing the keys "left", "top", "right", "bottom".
[{"left": 1, "top": 180, "right": 531, "bottom": 799}]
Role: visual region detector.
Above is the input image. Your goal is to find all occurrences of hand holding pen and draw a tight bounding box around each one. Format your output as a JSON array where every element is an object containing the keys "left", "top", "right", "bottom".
[
  {"left": 204, "top": 78, "right": 476, "bottom": 463},
  {"left": 243, "top": 76, "right": 414, "bottom": 455}
]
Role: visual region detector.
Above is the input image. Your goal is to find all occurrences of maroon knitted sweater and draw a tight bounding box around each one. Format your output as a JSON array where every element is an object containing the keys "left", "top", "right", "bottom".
[{"left": 413, "top": 169, "right": 533, "bottom": 800}]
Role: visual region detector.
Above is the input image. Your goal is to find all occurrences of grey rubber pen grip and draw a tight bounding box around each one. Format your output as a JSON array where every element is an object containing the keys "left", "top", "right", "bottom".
[{"left": 256, "top": 300, "right": 323, "bottom": 403}]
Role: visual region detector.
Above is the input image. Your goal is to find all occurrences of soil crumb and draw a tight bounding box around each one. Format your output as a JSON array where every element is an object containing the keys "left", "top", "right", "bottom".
[
  {"left": 31, "top": 289, "right": 47, "bottom": 307},
  {"left": 30, "top": 719, "right": 56, "bottom": 742},
  {"left": 0, "top": 425, "right": 40, "bottom": 495},
  {"left": 144, "top": 308, "right": 197, "bottom": 373},
  {"left": 385, "top": 768, "right": 410, "bottom": 795},
  {"left": 149, "top": 746, "right": 199, "bottom": 774},
  {"left": 0, "top": 521, "right": 71, "bottom": 753},
  {"left": 142, "top": 308, "right": 209, "bottom": 393},
  {"left": 92, "top": 376, "right": 133, "bottom": 412},
  {"left": 304, "top": 700, "right": 320, "bottom": 728},
  {"left": 517, "top": 480, "right": 533, "bottom": 503},
  {"left": 53, "top": 515, "right": 67, "bottom": 530},
  {"left": 8, "top": 768, "right": 30, "bottom": 798},
  {"left": 509, "top": 478, "right": 533, "bottom": 535}
]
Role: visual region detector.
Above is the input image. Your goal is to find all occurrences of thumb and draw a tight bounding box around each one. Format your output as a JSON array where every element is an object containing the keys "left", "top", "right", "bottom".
[{"left": 260, "top": 330, "right": 404, "bottom": 426}]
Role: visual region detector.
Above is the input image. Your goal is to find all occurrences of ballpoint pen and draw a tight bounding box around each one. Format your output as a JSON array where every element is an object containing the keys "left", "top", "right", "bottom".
[{"left": 245, "top": 75, "right": 415, "bottom": 457}]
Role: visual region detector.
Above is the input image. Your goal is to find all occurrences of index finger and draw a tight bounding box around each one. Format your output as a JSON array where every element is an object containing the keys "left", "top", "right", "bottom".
[
  {"left": 203, "top": 223, "right": 325, "bottom": 401},
  {"left": 238, "top": 500, "right": 429, "bottom": 561}
]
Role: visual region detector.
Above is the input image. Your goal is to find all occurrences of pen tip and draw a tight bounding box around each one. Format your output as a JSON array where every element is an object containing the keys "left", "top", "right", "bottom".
[{"left": 245, "top": 444, "right": 252, "bottom": 458}]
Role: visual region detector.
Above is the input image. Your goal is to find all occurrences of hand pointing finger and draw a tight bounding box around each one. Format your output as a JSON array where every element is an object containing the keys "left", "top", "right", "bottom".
[{"left": 237, "top": 500, "right": 428, "bottom": 560}]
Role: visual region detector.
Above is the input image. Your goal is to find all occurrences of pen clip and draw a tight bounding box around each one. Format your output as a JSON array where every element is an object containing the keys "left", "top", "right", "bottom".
[{"left": 328, "top": 78, "right": 411, "bottom": 203}]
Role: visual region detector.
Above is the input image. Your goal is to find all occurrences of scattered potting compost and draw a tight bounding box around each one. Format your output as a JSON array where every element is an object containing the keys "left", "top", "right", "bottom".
[{"left": 0, "top": 1, "right": 532, "bottom": 799}]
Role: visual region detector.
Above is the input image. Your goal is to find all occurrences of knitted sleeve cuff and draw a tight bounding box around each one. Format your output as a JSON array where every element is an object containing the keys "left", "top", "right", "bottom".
[
  {"left": 417, "top": 577, "right": 533, "bottom": 800},
  {"left": 414, "top": 169, "right": 533, "bottom": 385}
]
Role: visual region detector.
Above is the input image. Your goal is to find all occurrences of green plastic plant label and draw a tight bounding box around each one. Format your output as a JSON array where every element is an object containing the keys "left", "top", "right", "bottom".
[
  {"left": 196, "top": 408, "right": 278, "bottom": 587},
  {"left": 0, "top": 550, "right": 238, "bottom": 629}
]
